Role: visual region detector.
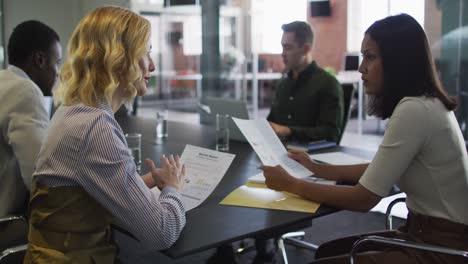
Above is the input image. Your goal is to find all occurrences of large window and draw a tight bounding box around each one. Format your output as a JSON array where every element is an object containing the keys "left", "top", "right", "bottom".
[
  {"left": 347, "top": 0, "right": 425, "bottom": 52},
  {"left": 251, "top": 0, "right": 307, "bottom": 54}
]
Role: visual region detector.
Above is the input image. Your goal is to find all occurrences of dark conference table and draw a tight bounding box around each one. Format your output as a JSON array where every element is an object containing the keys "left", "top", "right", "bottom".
[{"left": 116, "top": 115, "right": 374, "bottom": 258}]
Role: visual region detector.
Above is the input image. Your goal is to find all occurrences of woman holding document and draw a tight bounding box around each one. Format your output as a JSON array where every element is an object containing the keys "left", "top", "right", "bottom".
[
  {"left": 25, "top": 6, "right": 186, "bottom": 263},
  {"left": 261, "top": 14, "right": 468, "bottom": 263}
]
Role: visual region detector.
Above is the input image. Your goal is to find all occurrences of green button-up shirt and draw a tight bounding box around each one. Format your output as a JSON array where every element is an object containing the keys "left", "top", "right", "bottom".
[{"left": 267, "top": 61, "right": 344, "bottom": 142}]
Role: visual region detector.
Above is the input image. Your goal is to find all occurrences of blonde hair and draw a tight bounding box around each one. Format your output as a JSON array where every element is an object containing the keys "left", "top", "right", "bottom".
[{"left": 54, "top": 6, "right": 150, "bottom": 107}]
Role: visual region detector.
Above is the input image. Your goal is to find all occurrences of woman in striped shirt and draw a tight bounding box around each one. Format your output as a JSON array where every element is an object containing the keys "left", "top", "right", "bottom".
[{"left": 24, "top": 6, "right": 186, "bottom": 263}]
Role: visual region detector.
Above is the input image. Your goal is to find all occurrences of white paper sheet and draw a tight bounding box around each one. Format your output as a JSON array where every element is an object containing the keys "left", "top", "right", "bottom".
[
  {"left": 248, "top": 172, "right": 336, "bottom": 185},
  {"left": 309, "top": 152, "right": 370, "bottom": 165},
  {"left": 179, "top": 145, "right": 235, "bottom": 211},
  {"left": 248, "top": 172, "right": 268, "bottom": 183},
  {"left": 233, "top": 118, "right": 312, "bottom": 179}
]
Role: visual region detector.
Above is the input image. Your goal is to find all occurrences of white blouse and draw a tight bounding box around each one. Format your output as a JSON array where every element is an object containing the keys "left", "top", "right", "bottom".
[{"left": 360, "top": 96, "right": 468, "bottom": 225}]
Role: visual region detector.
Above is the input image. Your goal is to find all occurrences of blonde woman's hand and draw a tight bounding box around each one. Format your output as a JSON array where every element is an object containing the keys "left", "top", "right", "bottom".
[
  {"left": 146, "top": 155, "right": 185, "bottom": 191},
  {"left": 260, "top": 165, "right": 296, "bottom": 192}
]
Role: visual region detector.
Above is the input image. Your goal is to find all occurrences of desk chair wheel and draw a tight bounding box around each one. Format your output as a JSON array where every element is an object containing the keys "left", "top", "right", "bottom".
[
  {"left": 236, "top": 238, "right": 281, "bottom": 255},
  {"left": 237, "top": 239, "right": 257, "bottom": 254}
]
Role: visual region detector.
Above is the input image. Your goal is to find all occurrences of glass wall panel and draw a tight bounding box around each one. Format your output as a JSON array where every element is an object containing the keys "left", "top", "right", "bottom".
[
  {"left": 141, "top": 7, "right": 202, "bottom": 112},
  {"left": 0, "top": 0, "right": 4, "bottom": 69},
  {"left": 134, "top": 0, "right": 468, "bottom": 139},
  {"left": 435, "top": 0, "right": 468, "bottom": 139},
  {"left": 138, "top": 3, "right": 242, "bottom": 113}
]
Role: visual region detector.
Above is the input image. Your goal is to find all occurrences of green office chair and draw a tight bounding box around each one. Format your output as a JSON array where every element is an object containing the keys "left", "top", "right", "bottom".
[{"left": 349, "top": 198, "right": 468, "bottom": 263}]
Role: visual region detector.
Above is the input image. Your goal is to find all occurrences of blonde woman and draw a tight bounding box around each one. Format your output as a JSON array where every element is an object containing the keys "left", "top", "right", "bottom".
[{"left": 24, "top": 6, "right": 186, "bottom": 263}]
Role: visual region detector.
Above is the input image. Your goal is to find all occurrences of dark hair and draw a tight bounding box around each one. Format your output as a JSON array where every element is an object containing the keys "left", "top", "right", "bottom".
[
  {"left": 281, "top": 21, "right": 313, "bottom": 47},
  {"left": 366, "top": 13, "right": 456, "bottom": 119},
  {"left": 7, "top": 20, "right": 60, "bottom": 66}
]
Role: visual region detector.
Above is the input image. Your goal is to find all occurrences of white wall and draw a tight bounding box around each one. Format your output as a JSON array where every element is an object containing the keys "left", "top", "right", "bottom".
[{"left": 3, "top": 0, "right": 130, "bottom": 61}]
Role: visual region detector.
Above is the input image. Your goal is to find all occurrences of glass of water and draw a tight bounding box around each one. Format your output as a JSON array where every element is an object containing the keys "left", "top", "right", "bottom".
[
  {"left": 156, "top": 110, "right": 168, "bottom": 139},
  {"left": 216, "top": 114, "right": 230, "bottom": 152},
  {"left": 125, "top": 133, "right": 141, "bottom": 172}
]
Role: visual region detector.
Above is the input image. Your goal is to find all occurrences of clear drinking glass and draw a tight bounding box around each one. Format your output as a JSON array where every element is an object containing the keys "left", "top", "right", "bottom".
[
  {"left": 156, "top": 110, "right": 169, "bottom": 139},
  {"left": 216, "top": 114, "right": 230, "bottom": 152}
]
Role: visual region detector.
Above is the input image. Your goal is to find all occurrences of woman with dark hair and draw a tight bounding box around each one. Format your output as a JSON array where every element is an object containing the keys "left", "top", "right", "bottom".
[{"left": 261, "top": 13, "right": 468, "bottom": 263}]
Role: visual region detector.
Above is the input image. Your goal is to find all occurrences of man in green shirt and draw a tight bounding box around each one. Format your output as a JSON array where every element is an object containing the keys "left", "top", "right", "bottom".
[
  {"left": 268, "top": 21, "right": 344, "bottom": 143},
  {"left": 250, "top": 21, "right": 344, "bottom": 263},
  {"left": 207, "top": 21, "right": 345, "bottom": 264}
]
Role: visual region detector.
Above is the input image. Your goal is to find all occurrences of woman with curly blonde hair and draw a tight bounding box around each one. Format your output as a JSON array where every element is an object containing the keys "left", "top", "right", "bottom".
[{"left": 25, "top": 6, "right": 186, "bottom": 263}]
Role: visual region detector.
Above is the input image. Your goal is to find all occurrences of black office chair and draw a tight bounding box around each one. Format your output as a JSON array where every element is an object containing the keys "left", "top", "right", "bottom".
[
  {"left": 0, "top": 244, "right": 27, "bottom": 264},
  {"left": 349, "top": 198, "right": 468, "bottom": 263},
  {"left": 337, "top": 83, "right": 356, "bottom": 145},
  {"left": 0, "top": 215, "right": 28, "bottom": 264},
  {"left": 0, "top": 215, "right": 28, "bottom": 252}
]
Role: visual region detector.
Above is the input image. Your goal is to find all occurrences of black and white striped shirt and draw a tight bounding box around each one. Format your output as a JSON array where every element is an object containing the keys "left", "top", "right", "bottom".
[{"left": 34, "top": 100, "right": 186, "bottom": 249}]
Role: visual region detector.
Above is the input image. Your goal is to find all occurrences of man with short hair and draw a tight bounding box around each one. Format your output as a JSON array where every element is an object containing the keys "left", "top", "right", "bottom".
[
  {"left": 268, "top": 21, "right": 343, "bottom": 143},
  {"left": 249, "top": 21, "right": 344, "bottom": 263},
  {"left": 0, "top": 20, "right": 62, "bottom": 216}
]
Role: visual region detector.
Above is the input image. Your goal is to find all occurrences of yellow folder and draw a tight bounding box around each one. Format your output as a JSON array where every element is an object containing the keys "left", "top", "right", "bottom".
[{"left": 220, "top": 182, "right": 320, "bottom": 213}]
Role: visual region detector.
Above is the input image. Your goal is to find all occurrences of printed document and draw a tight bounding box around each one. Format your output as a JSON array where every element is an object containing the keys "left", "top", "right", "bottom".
[
  {"left": 179, "top": 145, "right": 235, "bottom": 211},
  {"left": 232, "top": 118, "right": 312, "bottom": 182},
  {"left": 310, "top": 152, "right": 370, "bottom": 165}
]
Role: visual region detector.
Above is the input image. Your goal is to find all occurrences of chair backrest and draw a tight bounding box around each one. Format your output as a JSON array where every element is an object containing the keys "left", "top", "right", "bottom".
[
  {"left": 349, "top": 235, "right": 468, "bottom": 264},
  {"left": 0, "top": 216, "right": 28, "bottom": 253},
  {"left": 350, "top": 196, "right": 468, "bottom": 263},
  {"left": 0, "top": 244, "right": 27, "bottom": 264},
  {"left": 337, "top": 83, "right": 355, "bottom": 145}
]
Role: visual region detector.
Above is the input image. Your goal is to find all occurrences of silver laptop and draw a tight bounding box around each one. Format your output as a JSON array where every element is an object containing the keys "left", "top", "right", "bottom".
[{"left": 205, "top": 97, "right": 249, "bottom": 142}]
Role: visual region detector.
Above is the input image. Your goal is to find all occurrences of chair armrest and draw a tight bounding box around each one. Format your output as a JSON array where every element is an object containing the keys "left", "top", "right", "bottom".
[
  {"left": 0, "top": 215, "right": 26, "bottom": 224},
  {"left": 385, "top": 197, "right": 406, "bottom": 229},
  {"left": 349, "top": 235, "right": 468, "bottom": 264},
  {"left": 0, "top": 244, "right": 27, "bottom": 261}
]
